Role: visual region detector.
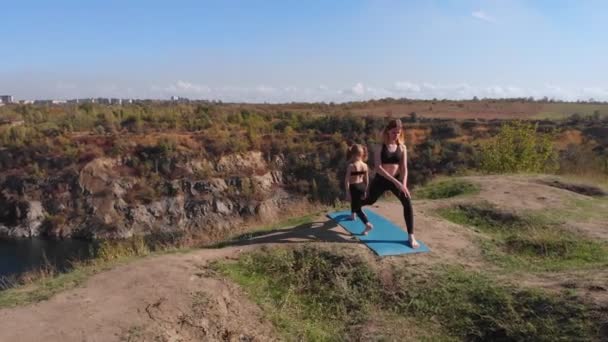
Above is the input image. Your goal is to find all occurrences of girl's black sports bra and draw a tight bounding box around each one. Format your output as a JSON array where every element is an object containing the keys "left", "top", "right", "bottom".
[
  {"left": 350, "top": 170, "right": 366, "bottom": 176},
  {"left": 381, "top": 144, "right": 403, "bottom": 164}
]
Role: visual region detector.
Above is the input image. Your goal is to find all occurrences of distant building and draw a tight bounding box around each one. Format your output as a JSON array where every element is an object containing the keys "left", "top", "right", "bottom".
[
  {"left": 122, "top": 99, "right": 132, "bottom": 104},
  {"left": 110, "top": 98, "right": 121, "bottom": 105},
  {"left": 97, "top": 98, "right": 111, "bottom": 104},
  {"left": 171, "top": 96, "right": 190, "bottom": 103},
  {"left": 0, "top": 95, "right": 14, "bottom": 104}
]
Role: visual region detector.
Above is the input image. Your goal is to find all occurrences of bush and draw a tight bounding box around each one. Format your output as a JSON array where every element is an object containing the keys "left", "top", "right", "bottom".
[{"left": 479, "top": 121, "right": 557, "bottom": 173}]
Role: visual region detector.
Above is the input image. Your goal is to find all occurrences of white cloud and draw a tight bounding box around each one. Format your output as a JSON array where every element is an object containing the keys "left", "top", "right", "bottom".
[
  {"left": 255, "top": 85, "right": 277, "bottom": 93},
  {"left": 338, "top": 82, "right": 396, "bottom": 101},
  {"left": 472, "top": 10, "right": 495, "bottom": 23},
  {"left": 539, "top": 84, "right": 577, "bottom": 101},
  {"left": 422, "top": 82, "right": 438, "bottom": 90},
  {"left": 394, "top": 81, "right": 421, "bottom": 92},
  {"left": 582, "top": 87, "right": 608, "bottom": 99},
  {"left": 164, "top": 80, "right": 211, "bottom": 94},
  {"left": 393, "top": 82, "right": 554, "bottom": 100},
  {"left": 351, "top": 82, "right": 365, "bottom": 95},
  {"left": 152, "top": 81, "right": 608, "bottom": 103},
  {"left": 366, "top": 86, "right": 394, "bottom": 98}
]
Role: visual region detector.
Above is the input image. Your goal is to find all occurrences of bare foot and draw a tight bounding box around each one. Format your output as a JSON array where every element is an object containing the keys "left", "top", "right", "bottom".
[
  {"left": 408, "top": 235, "right": 420, "bottom": 249},
  {"left": 362, "top": 223, "right": 373, "bottom": 235}
]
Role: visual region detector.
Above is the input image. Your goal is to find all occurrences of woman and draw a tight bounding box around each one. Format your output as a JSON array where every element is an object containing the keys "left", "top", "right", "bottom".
[
  {"left": 362, "top": 119, "right": 419, "bottom": 248},
  {"left": 344, "top": 144, "right": 374, "bottom": 235}
]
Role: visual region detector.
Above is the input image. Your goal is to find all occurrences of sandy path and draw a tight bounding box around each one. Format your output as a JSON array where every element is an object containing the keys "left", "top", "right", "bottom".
[{"left": 0, "top": 247, "right": 279, "bottom": 341}]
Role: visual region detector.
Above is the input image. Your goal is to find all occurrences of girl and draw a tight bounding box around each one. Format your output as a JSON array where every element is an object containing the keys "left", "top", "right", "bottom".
[
  {"left": 362, "top": 119, "right": 419, "bottom": 248},
  {"left": 345, "top": 144, "right": 374, "bottom": 235}
]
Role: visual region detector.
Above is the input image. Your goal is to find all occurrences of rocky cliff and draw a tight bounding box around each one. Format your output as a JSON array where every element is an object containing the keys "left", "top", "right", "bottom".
[{"left": 0, "top": 151, "right": 296, "bottom": 239}]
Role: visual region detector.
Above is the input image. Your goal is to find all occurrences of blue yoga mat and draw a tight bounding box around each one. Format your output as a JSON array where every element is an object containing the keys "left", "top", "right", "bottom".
[{"left": 327, "top": 209, "right": 430, "bottom": 256}]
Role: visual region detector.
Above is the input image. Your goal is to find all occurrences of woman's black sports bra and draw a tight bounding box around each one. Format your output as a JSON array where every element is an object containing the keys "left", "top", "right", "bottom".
[{"left": 381, "top": 144, "right": 403, "bottom": 164}]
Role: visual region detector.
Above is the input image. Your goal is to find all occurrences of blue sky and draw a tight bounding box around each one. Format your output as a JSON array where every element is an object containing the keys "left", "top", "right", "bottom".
[{"left": 1, "top": 0, "right": 607, "bottom": 102}]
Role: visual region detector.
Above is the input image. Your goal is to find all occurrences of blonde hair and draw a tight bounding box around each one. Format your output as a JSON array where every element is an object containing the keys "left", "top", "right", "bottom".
[
  {"left": 382, "top": 119, "right": 405, "bottom": 145},
  {"left": 347, "top": 144, "right": 368, "bottom": 162}
]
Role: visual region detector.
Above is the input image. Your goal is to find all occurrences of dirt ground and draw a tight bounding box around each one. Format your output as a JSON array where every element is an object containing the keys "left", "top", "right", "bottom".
[{"left": 0, "top": 175, "right": 606, "bottom": 341}]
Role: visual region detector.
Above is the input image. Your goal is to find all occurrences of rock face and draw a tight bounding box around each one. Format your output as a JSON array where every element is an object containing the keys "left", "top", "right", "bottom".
[
  {"left": 0, "top": 199, "right": 45, "bottom": 238},
  {"left": 0, "top": 152, "right": 295, "bottom": 240},
  {"left": 216, "top": 151, "right": 267, "bottom": 175}
]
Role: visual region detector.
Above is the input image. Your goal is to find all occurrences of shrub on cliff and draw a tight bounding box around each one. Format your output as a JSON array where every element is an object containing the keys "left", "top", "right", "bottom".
[{"left": 479, "top": 121, "right": 557, "bottom": 174}]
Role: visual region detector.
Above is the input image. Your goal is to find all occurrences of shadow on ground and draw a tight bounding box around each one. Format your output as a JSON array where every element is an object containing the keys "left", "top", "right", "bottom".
[{"left": 212, "top": 218, "right": 360, "bottom": 248}]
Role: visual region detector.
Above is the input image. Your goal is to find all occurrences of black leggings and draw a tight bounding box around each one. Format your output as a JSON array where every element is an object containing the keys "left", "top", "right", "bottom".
[
  {"left": 349, "top": 183, "right": 369, "bottom": 224},
  {"left": 362, "top": 174, "right": 414, "bottom": 234}
]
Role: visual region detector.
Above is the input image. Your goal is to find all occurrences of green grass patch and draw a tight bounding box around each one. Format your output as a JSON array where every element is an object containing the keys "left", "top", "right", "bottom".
[
  {"left": 0, "top": 267, "right": 92, "bottom": 308},
  {"left": 534, "top": 175, "right": 608, "bottom": 223},
  {"left": 414, "top": 179, "right": 480, "bottom": 200},
  {"left": 439, "top": 202, "right": 535, "bottom": 232},
  {"left": 213, "top": 246, "right": 383, "bottom": 341},
  {"left": 391, "top": 265, "right": 598, "bottom": 341},
  {"left": 215, "top": 247, "right": 602, "bottom": 341},
  {"left": 543, "top": 195, "right": 608, "bottom": 223},
  {"left": 438, "top": 202, "right": 608, "bottom": 271}
]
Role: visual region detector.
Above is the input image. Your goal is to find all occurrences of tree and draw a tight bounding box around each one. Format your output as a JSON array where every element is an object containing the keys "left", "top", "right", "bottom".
[{"left": 480, "top": 121, "right": 557, "bottom": 173}]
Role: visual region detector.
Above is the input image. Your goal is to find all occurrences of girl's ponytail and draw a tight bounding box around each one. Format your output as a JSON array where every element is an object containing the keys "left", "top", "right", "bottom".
[
  {"left": 347, "top": 144, "right": 366, "bottom": 162},
  {"left": 346, "top": 144, "right": 357, "bottom": 161}
]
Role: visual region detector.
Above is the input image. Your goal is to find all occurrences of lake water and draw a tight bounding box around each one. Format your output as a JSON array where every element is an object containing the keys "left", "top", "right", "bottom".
[{"left": 0, "top": 238, "right": 97, "bottom": 280}]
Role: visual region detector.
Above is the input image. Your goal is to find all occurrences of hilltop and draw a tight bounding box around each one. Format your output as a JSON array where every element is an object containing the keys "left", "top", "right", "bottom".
[{"left": 1, "top": 175, "right": 606, "bottom": 341}]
